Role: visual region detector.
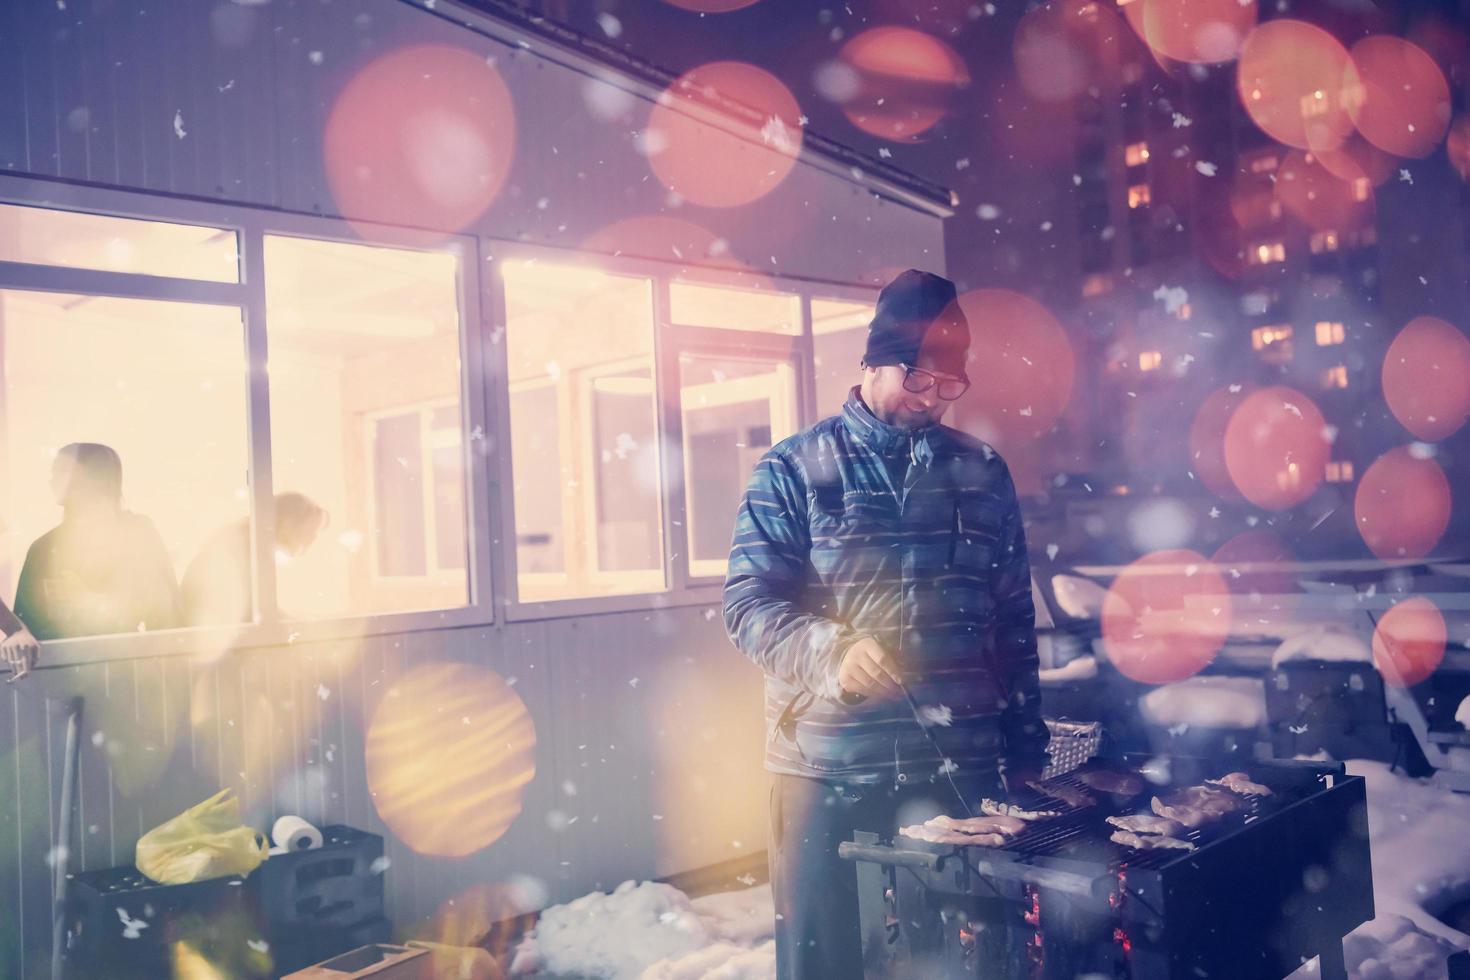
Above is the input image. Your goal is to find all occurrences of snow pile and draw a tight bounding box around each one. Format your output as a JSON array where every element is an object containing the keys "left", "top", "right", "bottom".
[
  {"left": 1456, "top": 695, "right": 1470, "bottom": 731},
  {"left": 1272, "top": 627, "right": 1373, "bottom": 670},
  {"left": 1342, "top": 914, "right": 1458, "bottom": 980},
  {"left": 1139, "top": 675, "right": 1266, "bottom": 729},
  {"left": 511, "top": 882, "right": 774, "bottom": 979}
]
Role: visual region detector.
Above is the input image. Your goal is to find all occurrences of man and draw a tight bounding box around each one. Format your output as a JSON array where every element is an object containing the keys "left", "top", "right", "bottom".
[{"left": 723, "top": 269, "right": 1048, "bottom": 979}]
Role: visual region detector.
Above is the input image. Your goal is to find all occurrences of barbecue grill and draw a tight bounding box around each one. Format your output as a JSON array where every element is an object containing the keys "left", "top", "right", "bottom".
[{"left": 840, "top": 757, "right": 1373, "bottom": 980}]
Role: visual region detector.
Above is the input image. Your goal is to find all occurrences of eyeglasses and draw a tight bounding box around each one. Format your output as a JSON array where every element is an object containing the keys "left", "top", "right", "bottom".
[{"left": 899, "top": 363, "right": 970, "bottom": 401}]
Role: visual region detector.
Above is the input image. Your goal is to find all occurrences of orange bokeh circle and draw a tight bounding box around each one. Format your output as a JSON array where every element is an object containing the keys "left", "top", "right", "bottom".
[
  {"left": 1347, "top": 35, "right": 1453, "bottom": 159},
  {"left": 1354, "top": 447, "right": 1452, "bottom": 560},
  {"left": 1102, "top": 550, "right": 1232, "bottom": 684},
  {"left": 1189, "top": 385, "right": 1256, "bottom": 500},
  {"left": 1210, "top": 529, "right": 1298, "bottom": 599},
  {"left": 1274, "top": 149, "right": 1374, "bottom": 232},
  {"left": 324, "top": 45, "right": 515, "bottom": 243},
  {"left": 365, "top": 662, "right": 537, "bottom": 858},
  {"left": 838, "top": 27, "right": 969, "bottom": 142},
  {"left": 1223, "top": 386, "right": 1330, "bottom": 509},
  {"left": 1372, "top": 597, "right": 1447, "bottom": 688},
  {"left": 1382, "top": 316, "right": 1470, "bottom": 442},
  {"left": 1237, "top": 20, "right": 1357, "bottom": 152},
  {"left": 1122, "top": 0, "right": 1259, "bottom": 65},
  {"left": 952, "top": 289, "right": 1075, "bottom": 446},
  {"left": 646, "top": 61, "right": 802, "bottom": 208}
]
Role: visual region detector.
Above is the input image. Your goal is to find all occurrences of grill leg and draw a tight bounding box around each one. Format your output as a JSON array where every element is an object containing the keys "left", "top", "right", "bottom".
[{"left": 1317, "top": 940, "right": 1349, "bottom": 980}]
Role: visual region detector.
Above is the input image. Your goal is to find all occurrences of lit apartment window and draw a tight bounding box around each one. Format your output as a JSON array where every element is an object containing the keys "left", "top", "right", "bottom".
[
  {"left": 1125, "top": 142, "right": 1150, "bottom": 167},
  {"left": 1138, "top": 350, "right": 1162, "bottom": 371},
  {"left": 1325, "top": 461, "right": 1355, "bottom": 483},
  {"left": 1268, "top": 200, "right": 1283, "bottom": 220},
  {"left": 1128, "top": 184, "right": 1151, "bottom": 209},
  {"left": 1310, "top": 231, "right": 1340, "bottom": 254},
  {"left": 1121, "top": 61, "right": 1144, "bottom": 84},
  {"left": 1323, "top": 364, "right": 1349, "bottom": 389},
  {"left": 1251, "top": 324, "right": 1294, "bottom": 363},
  {"left": 1081, "top": 274, "right": 1113, "bottom": 298},
  {"left": 1352, "top": 177, "right": 1371, "bottom": 202},
  {"left": 1249, "top": 155, "right": 1279, "bottom": 174},
  {"left": 1174, "top": 303, "right": 1193, "bottom": 321},
  {"left": 1315, "top": 321, "right": 1345, "bottom": 346},
  {"left": 1248, "top": 241, "right": 1286, "bottom": 265}
]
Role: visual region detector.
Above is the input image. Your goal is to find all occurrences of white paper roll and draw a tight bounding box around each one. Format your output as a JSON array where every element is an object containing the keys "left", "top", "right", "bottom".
[{"left": 272, "top": 815, "right": 323, "bottom": 853}]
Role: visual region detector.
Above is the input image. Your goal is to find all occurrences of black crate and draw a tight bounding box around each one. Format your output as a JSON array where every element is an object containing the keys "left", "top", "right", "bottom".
[
  {"left": 255, "top": 825, "right": 385, "bottom": 936},
  {"left": 66, "top": 867, "right": 262, "bottom": 979},
  {"left": 1266, "top": 661, "right": 1399, "bottom": 761},
  {"left": 65, "top": 825, "right": 386, "bottom": 979}
]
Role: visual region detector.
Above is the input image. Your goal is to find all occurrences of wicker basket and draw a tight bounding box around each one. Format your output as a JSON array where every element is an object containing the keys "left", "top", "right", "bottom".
[{"left": 1040, "top": 718, "right": 1103, "bottom": 778}]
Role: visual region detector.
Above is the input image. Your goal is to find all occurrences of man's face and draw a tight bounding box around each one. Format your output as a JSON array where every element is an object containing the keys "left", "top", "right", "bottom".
[{"left": 861, "top": 352, "right": 964, "bottom": 430}]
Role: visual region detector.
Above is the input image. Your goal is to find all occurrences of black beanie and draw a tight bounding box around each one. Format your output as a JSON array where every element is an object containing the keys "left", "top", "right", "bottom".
[{"left": 863, "top": 269, "right": 970, "bottom": 377}]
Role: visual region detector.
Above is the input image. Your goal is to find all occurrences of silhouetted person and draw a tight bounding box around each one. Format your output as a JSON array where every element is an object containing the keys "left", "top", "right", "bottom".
[
  {"left": 181, "top": 492, "right": 328, "bottom": 626},
  {"left": 14, "top": 443, "right": 180, "bottom": 640}
]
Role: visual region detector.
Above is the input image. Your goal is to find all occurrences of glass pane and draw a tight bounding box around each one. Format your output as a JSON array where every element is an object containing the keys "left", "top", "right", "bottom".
[
  {"left": 0, "top": 202, "right": 239, "bottom": 282},
  {"left": 503, "top": 259, "right": 665, "bottom": 601},
  {"left": 265, "top": 235, "right": 469, "bottom": 619},
  {"left": 0, "top": 290, "right": 250, "bottom": 638},
  {"left": 680, "top": 354, "right": 800, "bottom": 579},
  {"left": 373, "top": 413, "right": 427, "bottom": 577},
  {"left": 669, "top": 280, "right": 800, "bottom": 335},
  {"left": 812, "top": 297, "right": 875, "bottom": 417}
]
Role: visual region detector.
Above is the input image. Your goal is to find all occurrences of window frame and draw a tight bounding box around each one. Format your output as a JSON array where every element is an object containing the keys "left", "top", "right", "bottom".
[
  {"left": 1, "top": 176, "right": 888, "bottom": 659},
  {"left": 0, "top": 177, "right": 496, "bottom": 667}
]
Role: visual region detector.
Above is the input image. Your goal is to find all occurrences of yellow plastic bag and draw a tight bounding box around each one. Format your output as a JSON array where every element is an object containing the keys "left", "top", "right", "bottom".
[{"left": 135, "top": 788, "right": 269, "bottom": 884}]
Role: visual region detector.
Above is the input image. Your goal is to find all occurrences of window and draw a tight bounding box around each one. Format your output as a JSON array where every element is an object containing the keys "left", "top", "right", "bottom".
[
  {"left": 1352, "top": 177, "right": 1371, "bottom": 202},
  {"left": 1248, "top": 241, "right": 1286, "bottom": 265},
  {"left": 1174, "top": 303, "right": 1193, "bottom": 320},
  {"left": 503, "top": 260, "right": 665, "bottom": 602},
  {"left": 1128, "top": 184, "right": 1151, "bottom": 209},
  {"left": 1248, "top": 154, "right": 1279, "bottom": 174},
  {"left": 1125, "top": 142, "right": 1150, "bottom": 167},
  {"left": 1326, "top": 460, "right": 1355, "bottom": 483},
  {"left": 812, "top": 296, "right": 875, "bottom": 415},
  {"left": 1315, "top": 321, "right": 1345, "bottom": 346},
  {"left": 1323, "top": 364, "right": 1349, "bottom": 389},
  {"left": 680, "top": 355, "right": 799, "bottom": 579},
  {"left": 669, "top": 280, "right": 800, "bottom": 335},
  {"left": 0, "top": 290, "right": 249, "bottom": 639},
  {"left": 0, "top": 202, "right": 239, "bottom": 282},
  {"left": 1300, "top": 90, "right": 1331, "bottom": 118},
  {"left": 1081, "top": 274, "right": 1112, "bottom": 298},
  {"left": 1252, "top": 324, "right": 1294, "bottom": 363},
  {"left": 1310, "top": 231, "right": 1340, "bottom": 254},
  {"left": 264, "top": 235, "right": 470, "bottom": 620},
  {"left": 1138, "top": 350, "right": 1162, "bottom": 371}
]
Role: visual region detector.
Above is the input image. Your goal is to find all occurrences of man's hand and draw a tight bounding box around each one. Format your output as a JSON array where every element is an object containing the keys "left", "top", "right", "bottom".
[
  {"left": 1, "top": 627, "right": 40, "bottom": 682},
  {"left": 837, "top": 636, "right": 904, "bottom": 701}
]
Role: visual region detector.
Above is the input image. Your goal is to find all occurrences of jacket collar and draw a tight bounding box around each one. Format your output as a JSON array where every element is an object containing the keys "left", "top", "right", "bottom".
[{"left": 841, "top": 387, "right": 940, "bottom": 462}]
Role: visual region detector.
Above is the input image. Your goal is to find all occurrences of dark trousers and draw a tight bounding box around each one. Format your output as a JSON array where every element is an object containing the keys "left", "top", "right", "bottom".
[{"left": 768, "top": 771, "right": 1000, "bottom": 980}]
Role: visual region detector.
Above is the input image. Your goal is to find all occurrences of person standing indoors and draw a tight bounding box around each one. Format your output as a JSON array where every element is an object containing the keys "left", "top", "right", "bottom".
[{"left": 723, "top": 269, "right": 1048, "bottom": 979}]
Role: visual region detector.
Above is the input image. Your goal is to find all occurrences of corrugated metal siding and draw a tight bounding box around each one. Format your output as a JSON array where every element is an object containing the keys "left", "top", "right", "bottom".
[{"left": 0, "top": 607, "right": 756, "bottom": 979}]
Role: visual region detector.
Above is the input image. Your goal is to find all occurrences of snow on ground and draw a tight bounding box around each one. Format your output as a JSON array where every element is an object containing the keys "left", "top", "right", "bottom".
[
  {"left": 1138, "top": 674, "right": 1267, "bottom": 729},
  {"left": 510, "top": 881, "right": 774, "bottom": 980},
  {"left": 1038, "top": 653, "right": 1098, "bottom": 683},
  {"left": 1272, "top": 627, "right": 1373, "bottom": 669},
  {"left": 513, "top": 762, "right": 1470, "bottom": 980}
]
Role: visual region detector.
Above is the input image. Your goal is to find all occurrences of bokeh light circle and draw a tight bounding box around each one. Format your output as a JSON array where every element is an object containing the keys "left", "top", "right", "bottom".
[
  {"left": 365, "top": 662, "right": 537, "bottom": 857},
  {"left": 1122, "top": 0, "right": 1259, "bottom": 65},
  {"left": 1347, "top": 35, "right": 1452, "bottom": 159},
  {"left": 1372, "top": 597, "right": 1447, "bottom": 688},
  {"left": 837, "top": 27, "right": 969, "bottom": 141},
  {"left": 324, "top": 45, "right": 515, "bottom": 242},
  {"left": 1274, "top": 149, "right": 1374, "bottom": 232},
  {"left": 1223, "top": 386, "right": 1330, "bottom": 509},
  {"left": 1102, "top": 550, "right": 1232, "bottom": 684},
  {"left": 1354, "top": 446, "right": 1452, "bottom": 560},
  {"left": 1382, "top": 315, "right": 1470, "bottom": 441},
  {"left": 951, "top": 289, "right": 1075, "bottom": 446},
  {"left": 1014, "top": 6, "right": 1091, "bottom": 103},
  {"left": 1210, "top": 529, "right": 1298, "bottom": 599},
  {"left": 1237, "top": 21, "right": 1357, "bottom": 152},
  {"left": 1189, "top": 385, "right": 1256, "bottom": 500},
  {"left": 646, "top": 61, "right": 802, "bottom": 208},
  {"left": 660, "top": 0, "right": 761, "bottom": 10}
]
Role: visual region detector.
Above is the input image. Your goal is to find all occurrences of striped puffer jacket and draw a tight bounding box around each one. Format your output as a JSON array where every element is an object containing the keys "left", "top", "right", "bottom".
[{"left": 723, "top": 388, "right": 1049, "bottom": 786}]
